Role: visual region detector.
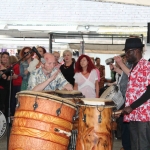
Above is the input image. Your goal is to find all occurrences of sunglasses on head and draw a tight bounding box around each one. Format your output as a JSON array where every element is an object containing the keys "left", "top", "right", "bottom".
[{"left": 24, "top": 51, "right": 29, "bottom": 55}]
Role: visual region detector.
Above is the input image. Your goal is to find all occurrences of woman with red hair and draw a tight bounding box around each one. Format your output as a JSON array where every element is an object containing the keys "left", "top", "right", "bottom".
[{"left": 74, "top": 54, "right": 99, "bottom": 98}]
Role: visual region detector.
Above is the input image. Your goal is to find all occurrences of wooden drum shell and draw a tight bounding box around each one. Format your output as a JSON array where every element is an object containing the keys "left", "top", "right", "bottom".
[
  {"left": 9, "top": 91, "right": 76, "bottom": 150},
  {"left": 54, "top": 90, "right": 85, "bottom": 130},
  {"left": 76, "top": 105, "right": 114, "bottom": 150}
]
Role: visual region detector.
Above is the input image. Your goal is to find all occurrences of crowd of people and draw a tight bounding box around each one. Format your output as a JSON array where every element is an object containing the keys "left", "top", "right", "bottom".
[
  {"left": 0, "top": 37, "right": 150, "bottom": 150},
  {"left": 0, "top": 47, "right": 105, "bottom": 117}
]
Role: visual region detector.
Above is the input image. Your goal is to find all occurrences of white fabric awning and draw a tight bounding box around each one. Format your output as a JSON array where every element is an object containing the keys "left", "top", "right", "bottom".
[{"left": 102, "top": 0, "right": 150, "bottom": 6}]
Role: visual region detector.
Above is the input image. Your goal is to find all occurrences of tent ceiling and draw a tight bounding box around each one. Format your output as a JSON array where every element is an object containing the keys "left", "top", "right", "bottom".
[
  {"left": 93, "top": 0, "right": 150, "bottom": 6},
  {"left": 0, "top": 0, "right": 148, "bottom": 52}
]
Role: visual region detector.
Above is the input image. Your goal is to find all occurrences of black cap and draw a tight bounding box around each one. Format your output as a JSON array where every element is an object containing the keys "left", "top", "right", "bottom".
[{"left": 123, "top": 38, "right": 144, "bottom": 51}]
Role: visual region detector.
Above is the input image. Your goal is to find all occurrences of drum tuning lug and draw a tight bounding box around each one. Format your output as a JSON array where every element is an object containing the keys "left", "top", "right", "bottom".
[
  {"left": 112, "top": 118, "right": 116, "bottom": 122},
  {"left": 112, "top": 116, "right": 116, "bottom": 122},
  {"left": 56, "top": 101, "right": 64, "bottom": 116},
  {"left": 73, "top": 108, "right": 79, "bottom": 121},
  {"left": 98, "top": 115, "right": 102, "bottom": 123},
  {"left": 73, "top": 114, "right": 78, "bottom": 121},
  {"left": 112, "top": 111, "right": 116, "bottom": 122},
  {"left": 73, "top": 116, "right": 76, "bottom": 121},
  {"left": 82, "top": 114, "right": 86, "bottom": 123},
  {"left": 56, "top": 108, "right": 61, "bottom": 116},
  {"left": 16, "top": 100, "right": 20, "bottom": 108},
  {"left": 33, "top": 101, "right": 38, "bottom": 110}
]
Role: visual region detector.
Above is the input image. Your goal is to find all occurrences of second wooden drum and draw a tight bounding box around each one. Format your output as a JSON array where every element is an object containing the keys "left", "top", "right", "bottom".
[{"left": 76, "top": 98, "right": 115, "bottom": 150}]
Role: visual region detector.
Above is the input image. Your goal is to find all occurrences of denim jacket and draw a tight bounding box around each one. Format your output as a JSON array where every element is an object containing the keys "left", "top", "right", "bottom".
[{"left": 20, "top": 61, "right": 30, "bottom": 82}]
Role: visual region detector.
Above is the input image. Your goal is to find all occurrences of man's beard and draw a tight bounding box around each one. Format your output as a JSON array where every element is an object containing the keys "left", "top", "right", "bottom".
[{"left": 127, "top": 57, "right": 136, "bottom": 64}]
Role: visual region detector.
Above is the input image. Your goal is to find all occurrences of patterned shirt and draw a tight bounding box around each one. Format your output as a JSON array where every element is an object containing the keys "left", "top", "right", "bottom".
[
  {"left": 124, "top": 58, "right": 150, "bottom": 122},
  {"left": 27, "top": 67, "right": 69, "bottom": 91}
]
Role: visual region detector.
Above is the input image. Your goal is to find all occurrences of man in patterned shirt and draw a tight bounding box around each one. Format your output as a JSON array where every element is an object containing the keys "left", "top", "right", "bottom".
[
  {"left": 27, "top": 53, "right": 73, "bottom": 91},
  {"left": 122, "top": 38, "right": 150, "bottom": 150}
]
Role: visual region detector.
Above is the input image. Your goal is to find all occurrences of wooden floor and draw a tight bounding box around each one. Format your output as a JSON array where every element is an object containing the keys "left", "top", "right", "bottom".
[{"left": 0, "top": 132, "right": 122, "bottom": 150}]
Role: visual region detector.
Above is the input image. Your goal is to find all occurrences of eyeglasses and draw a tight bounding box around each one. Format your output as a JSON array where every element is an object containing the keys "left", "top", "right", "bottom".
[
  {"left": 125, "top": 49, "right": 136, "bottom": 54},
  {"left": 24, "top": 51, "right": 29, "bottom": 55}
]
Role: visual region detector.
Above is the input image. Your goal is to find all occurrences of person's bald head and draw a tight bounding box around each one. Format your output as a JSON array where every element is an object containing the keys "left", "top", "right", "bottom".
[
  {"left": 44, "top": 53, "right": 55, "bottom": 61},
  {"left": 42, "top": 53, "right": 56, "bottom": 73}
]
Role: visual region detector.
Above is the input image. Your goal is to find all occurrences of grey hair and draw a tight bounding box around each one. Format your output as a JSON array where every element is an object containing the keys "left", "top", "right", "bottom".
[{"left": 63, "top": 50, "right": 73, "bottom": 57}]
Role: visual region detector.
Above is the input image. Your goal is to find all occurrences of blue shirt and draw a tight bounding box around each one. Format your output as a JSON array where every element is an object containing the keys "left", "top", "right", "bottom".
[{"left": 20, "top": 61, "right": 30, "bottom": 82}]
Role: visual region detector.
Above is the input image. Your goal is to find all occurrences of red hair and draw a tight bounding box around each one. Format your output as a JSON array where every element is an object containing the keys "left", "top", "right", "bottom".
[
  {"left": 75, "top": 54, "right": 96, "bottom": 73},
  {"left": 19, "top": 47, "right": 33, "bottom": 60}
]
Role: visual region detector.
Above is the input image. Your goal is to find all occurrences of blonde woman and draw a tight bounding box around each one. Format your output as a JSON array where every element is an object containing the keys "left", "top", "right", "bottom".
[
  {"left": 53, "top": 51, "right": 61, "bottom": 69},
  {"left": 60, "top": 50, "right": 75, "bottom": 86}
]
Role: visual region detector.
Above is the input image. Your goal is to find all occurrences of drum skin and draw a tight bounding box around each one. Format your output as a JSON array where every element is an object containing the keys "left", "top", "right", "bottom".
[
  {"left": 76, "top": 106, "right": 113, "bottom": 150},
  {"left": 9, "top": 91, "right": 76, "bottom": 150}
]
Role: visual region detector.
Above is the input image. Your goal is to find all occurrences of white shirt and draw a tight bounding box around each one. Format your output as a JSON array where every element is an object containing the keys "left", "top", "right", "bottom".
[{"left": 74, "top": 69, "right": 98, "bottom": 98}]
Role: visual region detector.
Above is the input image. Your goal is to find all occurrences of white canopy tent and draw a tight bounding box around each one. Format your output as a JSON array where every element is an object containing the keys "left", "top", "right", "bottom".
[{"left": 101, "top": 0, "right": 150, "bottom": 6}]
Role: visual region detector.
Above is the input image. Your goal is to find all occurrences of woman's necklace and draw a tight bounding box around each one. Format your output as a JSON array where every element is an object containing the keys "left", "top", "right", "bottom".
[
  {"left": 64, "top": 62, "right": 72, "bottom": 69},
  {"left": 82, "top": 71, "right": 88, "bottom": 75}
]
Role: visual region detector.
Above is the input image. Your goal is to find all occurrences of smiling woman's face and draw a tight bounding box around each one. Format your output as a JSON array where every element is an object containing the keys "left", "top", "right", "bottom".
[
  {"left": 80, "top": 57, "right": 88, "bottom": 68},
  {"left": 1, "top": 54, "right": 9, "bottom": 65},
  {"left": 63, "top": 52, "right": 72, "bottom": 62}
]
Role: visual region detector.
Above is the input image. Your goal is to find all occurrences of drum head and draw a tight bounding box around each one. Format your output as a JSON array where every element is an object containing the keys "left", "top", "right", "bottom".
[
  {"left": 0, "top": 111, "right": 7, "bottom": 139},
  {"left": 40, "top": 90, "right": 56, "bottom": 95},
  {"left": 100, "top": 85, "right": 124, "bottom": 110},
  {"left": 55, "top": 90, "right": 85, "bottom": 98},
  {"left": 79, "top": 98, "right": 115, "bottom": 107},
  {"left": 100, "top": 85, "right": 116, "bottom": 100},
  {"left": 16, "top": 91, "right": 76, "bottom": 108}
]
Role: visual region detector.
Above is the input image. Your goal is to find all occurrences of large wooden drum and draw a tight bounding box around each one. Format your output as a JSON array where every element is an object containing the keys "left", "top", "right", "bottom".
[
  {"left": 55, "top": 90, "right": 85, "bottom": 150},
  {"left": 9, "top": 91, "right": 76, "bottom": 150},
  {"left": 76, "top": 98, "right": 115, "bottom": 150},
  {"left": 55, "top": 90, "right": 84, "bottom": 130}
]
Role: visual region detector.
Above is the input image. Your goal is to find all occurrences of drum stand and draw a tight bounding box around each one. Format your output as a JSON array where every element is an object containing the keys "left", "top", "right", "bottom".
[
  {"left": 68, "top": 130, "right": 78, "bottom": 150},
  {"left": 6, "top": 70, "right": 13, "bottom": 150}
]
